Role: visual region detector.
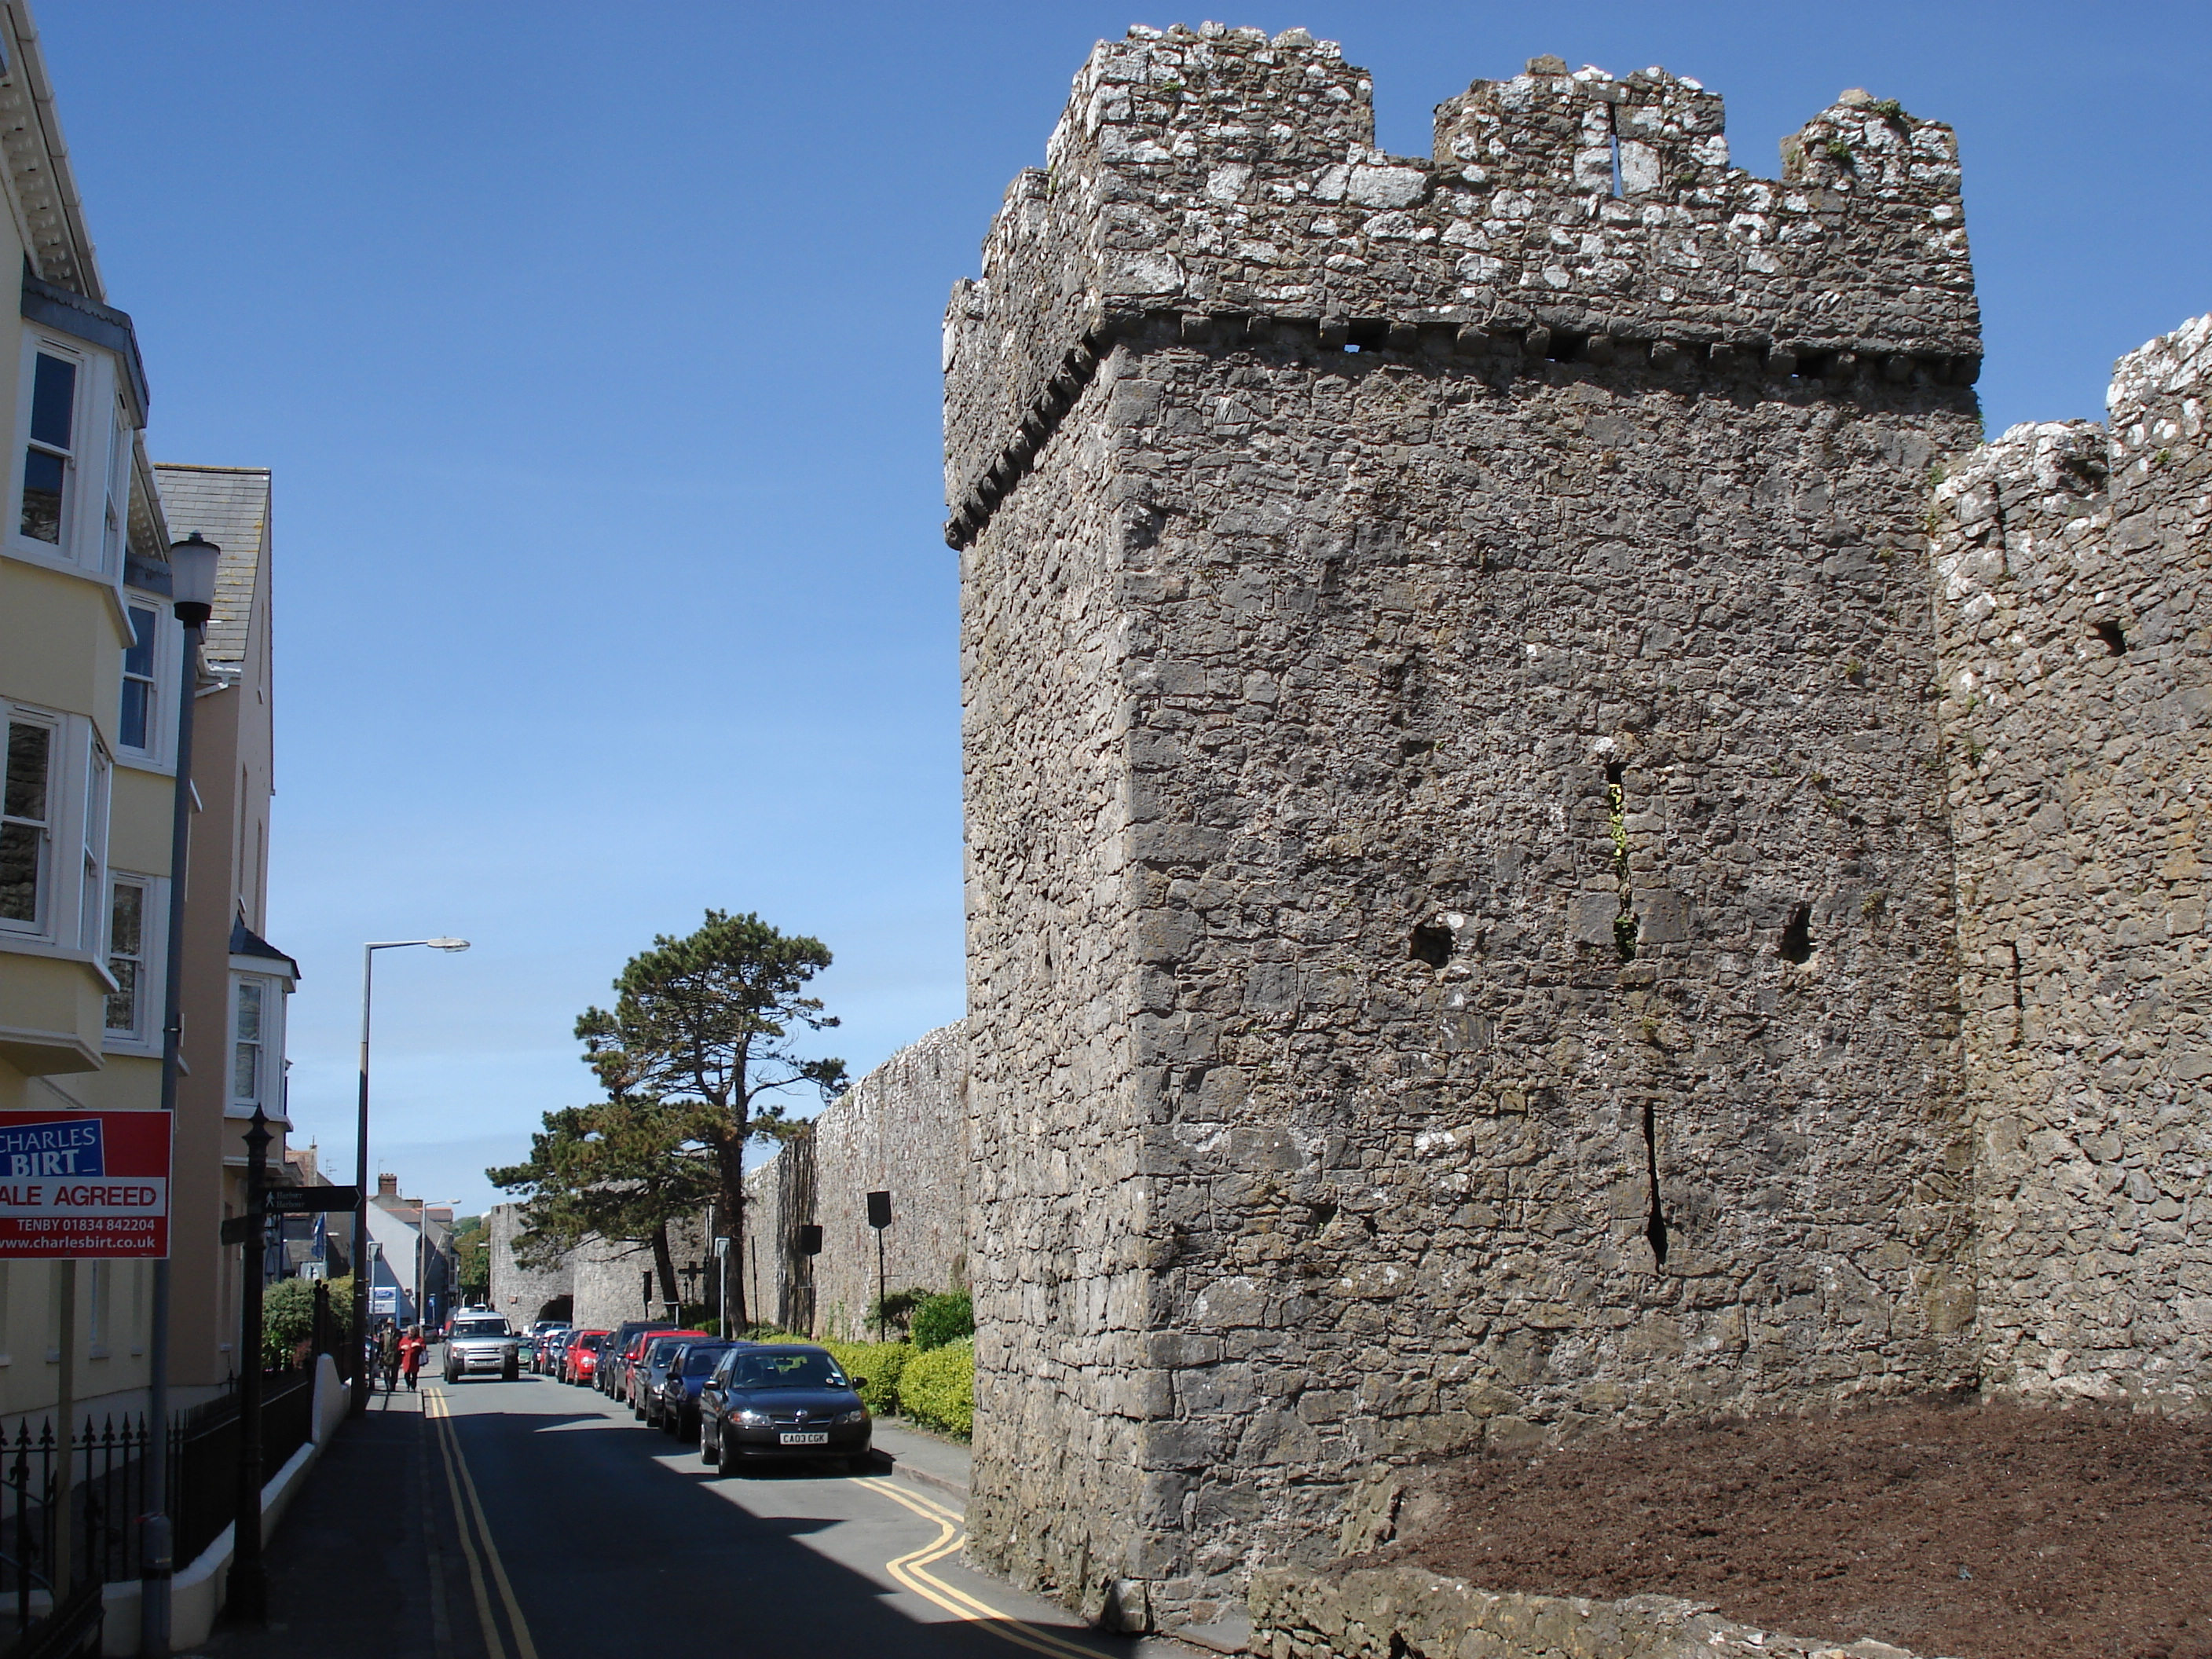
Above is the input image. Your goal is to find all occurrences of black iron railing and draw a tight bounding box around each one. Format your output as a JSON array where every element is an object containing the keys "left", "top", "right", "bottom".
[{"left": 0, "top": 1370, "right": 316, "bottom": 1634}]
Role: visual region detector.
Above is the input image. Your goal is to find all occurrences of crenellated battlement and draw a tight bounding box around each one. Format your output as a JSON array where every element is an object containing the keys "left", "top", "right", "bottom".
[{"left": 944, "top": 26, "right": 1979, "bottom": 546}]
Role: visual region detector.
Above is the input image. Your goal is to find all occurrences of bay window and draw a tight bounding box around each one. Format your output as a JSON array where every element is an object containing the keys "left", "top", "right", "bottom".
[
  {"left": 11, "top": 328, "right": 128, "bottom": 578},
  {"left": 228, "top": 971, "right": 289, "bottom": 1114},
  {"left": 0, "top": 705, "right": 115, "bottom": 950}
]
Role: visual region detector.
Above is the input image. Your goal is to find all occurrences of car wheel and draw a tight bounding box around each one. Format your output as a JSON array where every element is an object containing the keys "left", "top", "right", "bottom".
[
  {"left": 715, "top": 1425, "right": 738, "bottom": 1478},
  {"left": 504, "top": 1361, "right": 518, "bottom": 1381},
  {"left": 700, "top": 1423, "right": 718, "bottom": 1467},
  {"left": 661, "top": 1408, "right": 679, "bottom": 1438}
]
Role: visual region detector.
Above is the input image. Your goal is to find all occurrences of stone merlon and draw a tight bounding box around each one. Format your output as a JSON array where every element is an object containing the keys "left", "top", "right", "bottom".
[{"left": 944, "top": 27, "right": 1979, "bottom": 538}]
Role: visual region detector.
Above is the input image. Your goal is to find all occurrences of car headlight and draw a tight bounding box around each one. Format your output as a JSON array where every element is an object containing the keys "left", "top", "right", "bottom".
[
  {"left": 734, "top": 1408, "right": 771, "bottom": 1427},
  {"left": 833, "top": 1408, "right": 867, "bottom": 1426}
]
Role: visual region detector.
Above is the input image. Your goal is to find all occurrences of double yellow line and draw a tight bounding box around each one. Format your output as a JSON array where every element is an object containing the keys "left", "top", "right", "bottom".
[
  {"left": 859, "top": 1478, "right": 1104, "bottom": 1659},
  {"left": 424, "top": 1388, "right": 540, "bottom": 1659}
]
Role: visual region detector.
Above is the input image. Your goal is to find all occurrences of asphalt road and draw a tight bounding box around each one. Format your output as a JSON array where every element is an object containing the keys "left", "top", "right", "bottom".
[{"left": 258, "top": 1370, "right": 1203, "bottom": 1659}]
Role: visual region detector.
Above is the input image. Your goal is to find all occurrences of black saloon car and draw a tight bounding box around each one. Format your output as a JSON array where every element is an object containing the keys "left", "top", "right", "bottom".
[
  {"left": 654, "top": 1340, "right": 738, "bottom": 1439},
  {"left": 698, "top": 1344, "right": 870, "bottom": 1474}
]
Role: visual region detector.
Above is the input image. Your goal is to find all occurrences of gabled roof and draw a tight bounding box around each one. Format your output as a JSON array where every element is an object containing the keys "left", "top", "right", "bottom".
[{"left": 153, "top": 464, "right": 270, "bottom": 669}]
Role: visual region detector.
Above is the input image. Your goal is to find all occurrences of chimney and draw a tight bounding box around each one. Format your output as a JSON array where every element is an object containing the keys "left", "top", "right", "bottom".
[{"left": 378, "top": 1173, "right": 399, "bottom": 1197}]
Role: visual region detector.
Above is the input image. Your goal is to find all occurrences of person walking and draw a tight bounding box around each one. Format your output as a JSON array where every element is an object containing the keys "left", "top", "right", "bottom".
[
  {"left": 375, "top": 1320, "right": 401, "bottom": 1394},
  {"left": 400, "top": 1324, "right": 426, "bottom": 1391}
]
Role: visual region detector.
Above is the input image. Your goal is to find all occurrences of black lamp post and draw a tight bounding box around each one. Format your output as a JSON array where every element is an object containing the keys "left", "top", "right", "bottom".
[
  {"left": 228, "top": 1104, "right": 273, "bottom": 1625},
  {"left": 142, "top": 531, "right": 220, "bottom": 1659}
]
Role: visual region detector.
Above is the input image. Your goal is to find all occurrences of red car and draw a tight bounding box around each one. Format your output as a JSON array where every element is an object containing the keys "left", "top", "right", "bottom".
[{"left": 564, "top": 1329, "right": 613, "bottom": 1385}]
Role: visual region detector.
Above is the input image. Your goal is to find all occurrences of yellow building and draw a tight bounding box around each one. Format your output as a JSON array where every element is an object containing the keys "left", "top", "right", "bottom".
[{"left": 0, "top": 0, "right": 291, "bottom": 1424}]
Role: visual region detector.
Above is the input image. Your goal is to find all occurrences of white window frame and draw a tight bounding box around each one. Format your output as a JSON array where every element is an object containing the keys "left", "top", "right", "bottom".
[
  {"left": 101, "top": 872, "right": 166, "bottom": 1052},
  {"left": 1, "top": 705, "right": 59, "bottom": 937},
  {"left": 8, "top": 331, "right": 124, "bottom": 582},
  {"left": 115, "top": 590, "right": 176, "bottom": 770},
  {"left": 0, "top": 704, "right": 115, "bottom": 958},
  {"left": 78, "top": 740, "right": 108, "bottom": 956},
  {"left": 226, "top": 971, "right": 289, "bottom": 1119}
]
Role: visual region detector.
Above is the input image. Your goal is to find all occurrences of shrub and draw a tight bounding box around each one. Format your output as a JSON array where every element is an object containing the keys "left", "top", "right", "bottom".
[
  {"left": 261, "top": 1277, "right": 326, "bottom": 1369},
  {"left": 818, "top": 1339, "right": 910, "bottom": 1416},
  {"left": 899, "top": 1338, "right": 973, "bottom": 1438},
  {"left": 910, "top": 1290, "right": 973, "bottom": 1353},
  {"left": 866, "top": 1286, "right": 932, "bottom": 1338}
]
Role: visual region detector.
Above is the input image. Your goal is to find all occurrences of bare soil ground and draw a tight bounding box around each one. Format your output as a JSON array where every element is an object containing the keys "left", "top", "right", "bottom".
[{"left": 1380, "top": 1399, "right": 2212, "bottom": 1659}]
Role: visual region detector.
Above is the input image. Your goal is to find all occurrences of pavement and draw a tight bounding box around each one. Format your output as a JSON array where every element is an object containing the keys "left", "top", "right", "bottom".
[{"left": 178, "top": 1369, "right": 1224, "bottom": 1659}]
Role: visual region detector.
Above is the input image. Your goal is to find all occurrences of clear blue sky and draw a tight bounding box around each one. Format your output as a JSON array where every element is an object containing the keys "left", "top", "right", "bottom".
[{"left": 37, "top": 2, "right": 2209, "bottom": 1218}]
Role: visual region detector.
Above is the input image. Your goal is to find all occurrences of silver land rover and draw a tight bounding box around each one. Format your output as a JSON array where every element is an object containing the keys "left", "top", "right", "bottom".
[{"left": 443, "top": 1312, "right": 521, "bottom": 1382}]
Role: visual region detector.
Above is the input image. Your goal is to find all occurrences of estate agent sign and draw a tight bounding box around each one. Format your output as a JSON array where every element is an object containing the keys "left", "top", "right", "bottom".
[{"left": 0, "top": 1111, "right": 171, "bottom": 1257}]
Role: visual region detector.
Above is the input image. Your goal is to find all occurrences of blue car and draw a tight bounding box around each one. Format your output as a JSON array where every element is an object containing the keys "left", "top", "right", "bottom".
[{"left": 652, "top": 1340, "right": 739, "bottom": 1440}]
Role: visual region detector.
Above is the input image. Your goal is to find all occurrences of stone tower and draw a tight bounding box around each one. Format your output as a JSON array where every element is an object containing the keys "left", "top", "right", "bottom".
[{"left": 947, "top": 27, "right": 1987, "bottom": 1630}]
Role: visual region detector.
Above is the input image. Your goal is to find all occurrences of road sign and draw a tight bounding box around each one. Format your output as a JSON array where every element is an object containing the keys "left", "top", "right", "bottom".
[
  {"left": 0, "top": 1111, "right": 170, "bottom": 1258},
  {"left": 265, "top": 1185, "right": 361, "bottom": 1214},
  {"left": 369, "top": 1287, "right": 399, "bottom": 1316}
]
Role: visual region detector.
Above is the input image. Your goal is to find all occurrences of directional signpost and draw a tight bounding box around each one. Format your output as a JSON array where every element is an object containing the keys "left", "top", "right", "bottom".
[{"left": 223, "top": 1185, "right": 360, "bottom": 1241}]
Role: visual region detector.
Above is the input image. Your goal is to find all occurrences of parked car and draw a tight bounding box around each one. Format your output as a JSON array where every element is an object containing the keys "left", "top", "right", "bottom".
[
  {"left": 654, "top": 1340, "right": 738, "bottom": 1440},
  {"left": 601, "top": 1320, "right": 681, "bottom": 1397},
  {"left": 630, "top": 1332, "right": 710, "bottom": 1418},
  {"left": 534, "top": 1328, "right": 574, "bottom": 1376},
  {"left": 633, "top": 1333, "right": 711, "bottom": 1423},
  {"left": 443, "top": 1313, "right": 522, "bottom": 1383},
  {"left": 565, "top": 1330, "right": 613, "bottom": 1386},
  {"left": 698, "top": 1344, "right": 871, "bottom": 1475}
]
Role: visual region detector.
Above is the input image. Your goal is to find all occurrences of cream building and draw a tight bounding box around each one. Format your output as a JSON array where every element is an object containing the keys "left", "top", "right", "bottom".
[{"left": 0, "top": 0, "right": 291, "bottom": 1424}]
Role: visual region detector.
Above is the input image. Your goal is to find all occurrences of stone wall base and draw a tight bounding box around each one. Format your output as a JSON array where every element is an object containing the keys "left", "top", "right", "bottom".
[{"left": 1248, "top": 1563, "right": 1932, "bottom": 1659}]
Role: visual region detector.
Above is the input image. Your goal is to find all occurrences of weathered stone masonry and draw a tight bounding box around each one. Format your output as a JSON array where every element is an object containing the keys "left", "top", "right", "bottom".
[
  {"left": 744, "top": 1021, "right": 969, "bottom": 1339},
  {"left": 1934, "top": 320, "right": 2212, "bottom": 1414},
  {"left": 947, "top": 23, "right": 2208, "bottom": 1637}
]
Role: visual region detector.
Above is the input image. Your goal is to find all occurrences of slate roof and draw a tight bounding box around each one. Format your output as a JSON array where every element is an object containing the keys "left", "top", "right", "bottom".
[
  {"left": 230, "top": 915, "right": 301, "bottom": 980},
  {"left": 152, "top": 464, "right": 270, "bottom": 669}
]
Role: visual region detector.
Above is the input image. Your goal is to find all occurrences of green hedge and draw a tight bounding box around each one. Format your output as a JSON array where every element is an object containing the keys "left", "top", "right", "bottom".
[
  {"left": 817, "top": 1339, "right": 910, "bottom": 1417},
  {"left": 899, "top": 1338, "right": 973, "bottom": 1438},
  {"left": 910, "top": 1291, "right": 973, "bottom": 1352}
]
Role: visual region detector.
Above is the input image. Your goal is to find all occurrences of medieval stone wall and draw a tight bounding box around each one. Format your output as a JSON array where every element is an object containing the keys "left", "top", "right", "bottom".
[
  {"left": 743, "top": 1022, "right": 969, "bottom": 1340},
  {"left": 1932, "top": 317, "right": 2212, "bottom": 1412},
  {"left": 951, "top": 27, "right": 1989, "bottom": 1634},
  {"left": 485, "top": 1203, "right": 573, "bottom": 1327}
]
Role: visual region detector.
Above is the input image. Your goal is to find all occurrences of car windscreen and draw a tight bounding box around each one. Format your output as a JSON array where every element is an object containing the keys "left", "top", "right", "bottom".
[
  {"left": 726, "top": 1351, "right": 848, "bottom": 1390},
  {"left": 681, "top": 1346, "right": 731, "bottom": 1377},
  {"left": 453, "top": 1320, "right": 509, "bottom": 1338}
]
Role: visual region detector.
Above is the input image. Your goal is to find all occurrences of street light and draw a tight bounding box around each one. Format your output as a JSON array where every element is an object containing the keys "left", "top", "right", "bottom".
[
  {"left": 142, "top": 533, "right": 220, "bottom": 1659},
  {"left": 351, "top": 939, "right": 468, "bottom": 1415},
  {"left": 414, "top": 1199, "right": 460, "bottom": 1332}
]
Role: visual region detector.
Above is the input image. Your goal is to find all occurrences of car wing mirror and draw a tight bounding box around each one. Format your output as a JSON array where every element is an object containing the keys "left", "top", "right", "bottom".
[{"left": 850, "top": 1376, "right": 867, "bottom": 1390}]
